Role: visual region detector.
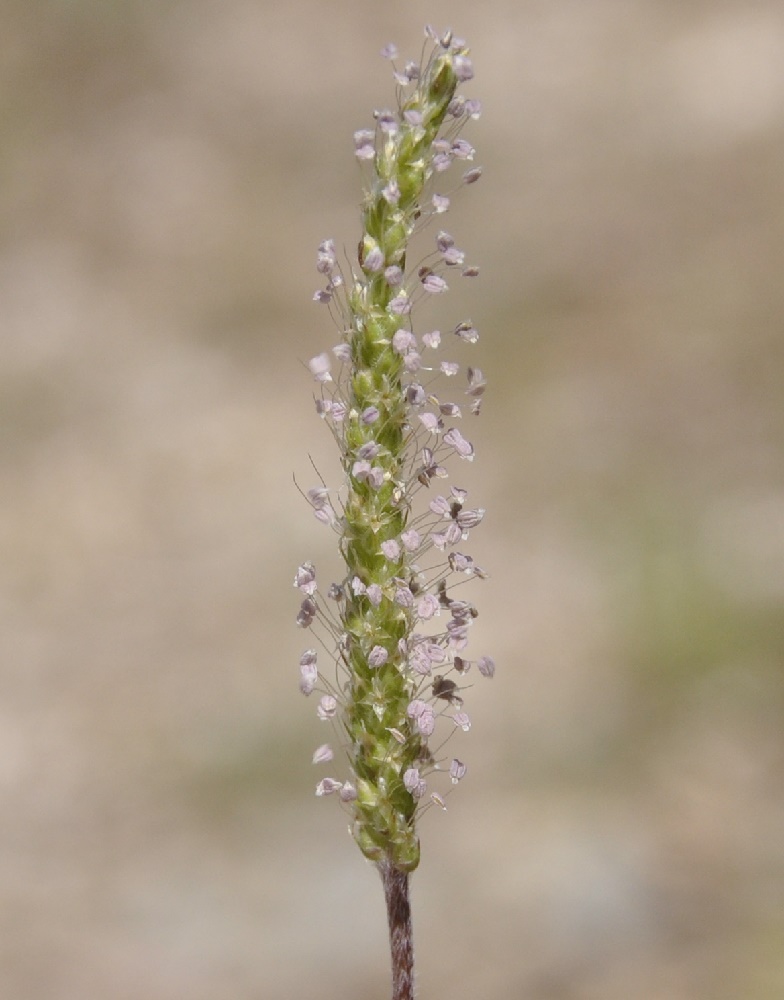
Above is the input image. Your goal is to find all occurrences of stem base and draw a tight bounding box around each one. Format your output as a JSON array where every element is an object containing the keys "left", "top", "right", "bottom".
[{"left": 379, "top": 860, "right": 414, "bottom": 1000}]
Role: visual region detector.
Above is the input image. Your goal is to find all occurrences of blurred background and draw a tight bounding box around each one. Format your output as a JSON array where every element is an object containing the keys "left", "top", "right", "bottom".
[{"left": 2, "top": 1, "right": 783, "bottom": 997}]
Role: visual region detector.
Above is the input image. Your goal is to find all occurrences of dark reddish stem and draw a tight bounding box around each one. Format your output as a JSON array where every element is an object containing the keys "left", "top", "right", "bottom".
[{"left": 379, "top": 861, "right": 414, "bottom": 1000}]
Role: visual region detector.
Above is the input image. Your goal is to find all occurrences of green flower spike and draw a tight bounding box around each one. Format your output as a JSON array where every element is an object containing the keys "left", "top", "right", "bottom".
[{"left": 295, "top": 25, "right": 493, "bottom": 1000}]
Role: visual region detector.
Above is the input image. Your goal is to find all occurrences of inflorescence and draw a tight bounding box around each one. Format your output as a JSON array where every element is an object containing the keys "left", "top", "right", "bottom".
[{"left": 295, "top": 26, "right": 493, "bottom": 874}]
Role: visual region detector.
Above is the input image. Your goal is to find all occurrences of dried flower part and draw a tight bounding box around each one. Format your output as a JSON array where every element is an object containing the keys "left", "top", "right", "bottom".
[{"left": 297, "top": 28, "right": 493, "bottom": 875}]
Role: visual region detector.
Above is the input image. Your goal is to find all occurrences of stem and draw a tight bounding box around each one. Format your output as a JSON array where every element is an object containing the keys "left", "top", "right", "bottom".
[{"left": 379, "top": 860, "right": 414, "bottom": 1000}]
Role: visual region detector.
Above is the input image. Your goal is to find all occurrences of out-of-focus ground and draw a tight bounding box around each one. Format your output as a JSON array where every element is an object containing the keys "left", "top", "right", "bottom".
[{"left": 2, "top": 1, "right": 783, "bottom": 997}]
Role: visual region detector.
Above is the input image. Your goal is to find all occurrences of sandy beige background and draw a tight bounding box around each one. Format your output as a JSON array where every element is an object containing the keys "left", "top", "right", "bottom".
[{"left": 2, "top": 1, "right": 783, "bottom": 998}]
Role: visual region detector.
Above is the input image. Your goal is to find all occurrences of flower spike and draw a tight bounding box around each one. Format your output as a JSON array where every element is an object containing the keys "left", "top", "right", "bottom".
[{"left": 294, "top": 27, "right": 492, "bottom": 1000}]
